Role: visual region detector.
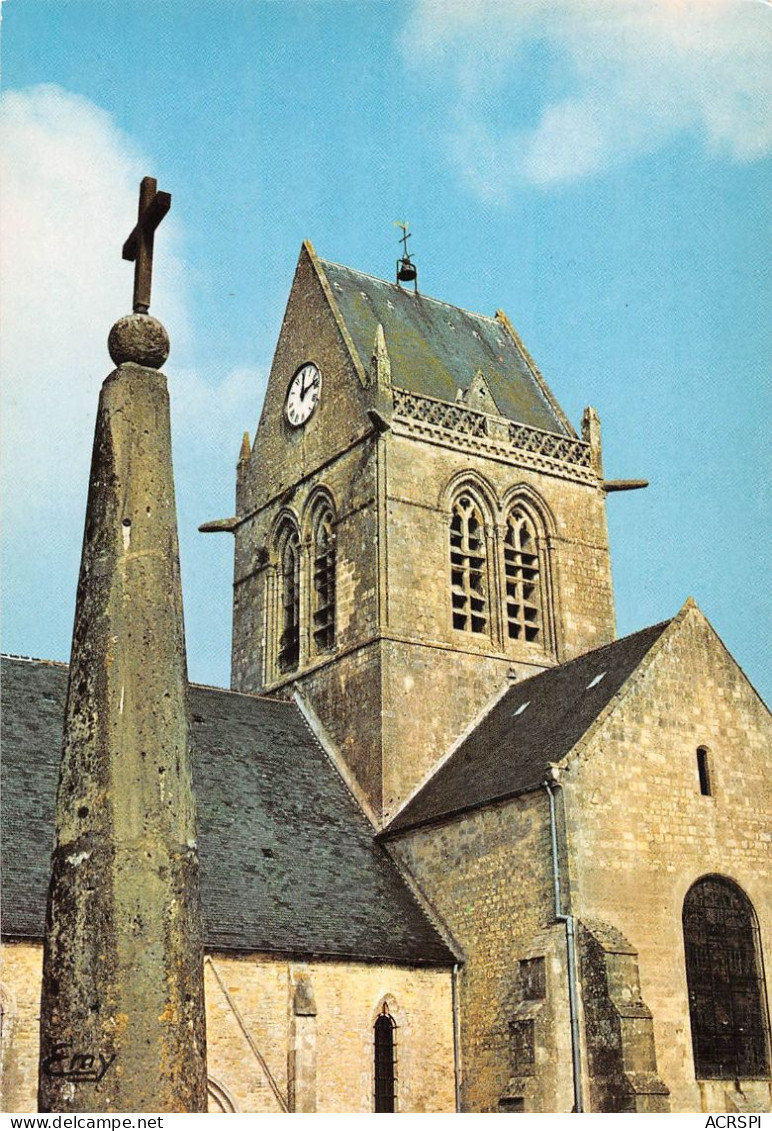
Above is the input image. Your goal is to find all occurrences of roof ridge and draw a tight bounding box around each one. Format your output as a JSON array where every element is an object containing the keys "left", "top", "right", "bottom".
[
  {"left": 0, "top": 654, "right": 292, "bottom": 707},
  {"left": 191, "top": 681, "right": 294, "bottom": 705},
  {"left": 384, "top": 616, "right": 676, "bottom": 836},
  {"left": 1, "top": 653, "right": 69, "bottom": 668},
  {"left": 319, "top": 256, "right": 500, "bottom": 326},
  {"left": 293, "top": 689, "right": 381, "bottom": 830},
  {"left": 552, "top": 613, "right": 685, "bottom": 775},
  {"left": 511, "top": 618, "right": 672, "bottom": 691}
]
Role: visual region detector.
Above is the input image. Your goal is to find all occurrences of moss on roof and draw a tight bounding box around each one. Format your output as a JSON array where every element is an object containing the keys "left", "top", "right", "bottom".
[{"left": 320, "top": 259, "right": 569, "bottom": 434}]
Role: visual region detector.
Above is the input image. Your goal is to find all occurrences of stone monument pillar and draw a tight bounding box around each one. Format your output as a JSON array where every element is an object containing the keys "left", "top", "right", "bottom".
[{"left": 38, "top": 181, "right": 207, "bottom": 1112}]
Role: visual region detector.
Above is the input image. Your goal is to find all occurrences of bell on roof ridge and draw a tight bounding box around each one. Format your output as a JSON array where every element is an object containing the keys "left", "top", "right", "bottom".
[{"left": 394, "top": 221, "right": 418, "bottom": 293}]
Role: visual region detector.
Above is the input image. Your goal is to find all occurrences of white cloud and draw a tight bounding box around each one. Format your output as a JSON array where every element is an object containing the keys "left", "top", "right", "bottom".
[
  {"left": 0, "top": 86, "right": 261, "bottom": 675},
  {"left": 0, "top": 85, "right": 191, "bottom": 531},
  {"left": 402, "top": 0, "right": 772, "bottom": 194}
]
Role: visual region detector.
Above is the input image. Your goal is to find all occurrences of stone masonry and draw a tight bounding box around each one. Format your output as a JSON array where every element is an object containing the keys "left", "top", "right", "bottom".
[
  {"left": 37, "top": 316, "right": 207, "bottom": 1112},
  {"left": 230, "top": 243, "right": 616, "bottom": 823},
  {"left": 3, "top": 943, "right": 455, "bottom": 1114},
  {"left": 386, "top": 603, "right": 771, "bottom": 1113}
]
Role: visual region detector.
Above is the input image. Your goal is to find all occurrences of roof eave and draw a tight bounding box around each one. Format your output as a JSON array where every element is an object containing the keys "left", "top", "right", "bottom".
[
  {"left": 496, "top": 309, "right": 578, "bottom": 438},
  {"left": 302, "top": 240, "right": 368, "bottom": 388}
]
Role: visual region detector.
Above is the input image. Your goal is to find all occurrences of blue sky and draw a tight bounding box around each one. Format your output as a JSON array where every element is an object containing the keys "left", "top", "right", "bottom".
[{"left": 2, "top": 0, "right": 770, "bottom": 700}]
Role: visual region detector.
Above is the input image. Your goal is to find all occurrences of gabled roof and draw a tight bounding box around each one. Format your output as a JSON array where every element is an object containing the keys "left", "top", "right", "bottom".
[
  {"left": 318, "top": 256, "right": 571, "bottom": 435},
  {"left": 384, "top": 621, "right": 672, "bottom": 835},
  {"left": 1, "top": 657, "right": 455, "bottom": 965}
]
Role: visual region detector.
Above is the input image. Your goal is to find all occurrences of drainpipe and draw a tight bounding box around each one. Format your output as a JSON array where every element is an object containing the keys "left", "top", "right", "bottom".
[
  {"left": 544, "top": 778, "right": 584, "bottom": 1113},
  {"left": 451, "top": 963, "right": 462, "bottom": 1112}
]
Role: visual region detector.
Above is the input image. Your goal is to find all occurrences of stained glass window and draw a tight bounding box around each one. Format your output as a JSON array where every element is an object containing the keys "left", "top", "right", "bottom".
[{"left": 683, "top": 876, "right": 770, "bottom": 1079}]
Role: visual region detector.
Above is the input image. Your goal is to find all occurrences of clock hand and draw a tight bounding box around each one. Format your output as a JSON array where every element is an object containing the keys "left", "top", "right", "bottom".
[{"left": 302, "top": 374, "right": 318, "bottom": 400}]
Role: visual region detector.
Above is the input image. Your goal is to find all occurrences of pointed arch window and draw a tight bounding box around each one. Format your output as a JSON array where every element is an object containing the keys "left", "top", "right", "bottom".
[
  {"left": 450, "top": 494, "right": 488, "bottom": 634},
  {"left": 683, "top": 876, "right": 770, "bottom": 1079},
  {"left": 374, "top": 1007, "right": 397, "bottom": 1112},
  {"left": 312, "top": 505, "right": 336, "bottom": 654},
  {"left": 503, "top": 507, "right": 541, "bottom": 643},
  {"left": 276, "top": 521, "right": 300, "bottom": 673}
]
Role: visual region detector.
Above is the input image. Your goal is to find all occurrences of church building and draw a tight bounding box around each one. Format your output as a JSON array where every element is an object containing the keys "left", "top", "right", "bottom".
[{"left": 2, "top": 241, "right": 770, "bottom": 1113}]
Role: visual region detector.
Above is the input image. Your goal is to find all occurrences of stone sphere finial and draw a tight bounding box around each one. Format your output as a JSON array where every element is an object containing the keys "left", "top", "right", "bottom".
[{"left": 108, "top": 313, "right": 170, "bottom": 369}]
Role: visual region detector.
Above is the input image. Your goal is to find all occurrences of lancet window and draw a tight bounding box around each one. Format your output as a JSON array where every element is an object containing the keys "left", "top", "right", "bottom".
[
  {"left": 450, "top": 494, "right": 488, "bottom": 634},
  {"left": 312, "top": 505, "right": 336, "bottom": 654},
  {"left": 683, "top": 876, "right": 770, "bottom": 1079},
  {"left": 374, "top": 1007, "right": 397, "bottom": 1112},
  {"left": 276, "top": 520, "right": 300, "bottom": 674},
  {"left": 503, "top": 507, "right": 541, "bottom": 643}
]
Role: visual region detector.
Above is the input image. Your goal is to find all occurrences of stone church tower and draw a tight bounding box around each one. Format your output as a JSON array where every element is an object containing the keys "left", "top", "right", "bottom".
[{"left": 229, "top": 241, "right": 617, "bottom": 823}]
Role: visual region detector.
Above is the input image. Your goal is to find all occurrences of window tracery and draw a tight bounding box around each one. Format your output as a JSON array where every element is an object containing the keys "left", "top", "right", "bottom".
[
  {"left": 450, "top": 494, "right": 488, "bottom": 634},
  {"left": 312, "top": 506, "right": 336, "bottom": 654},
  {"left": 276, "top": 520, "right": 300, "bottom": 673},
  {"left": 503, "top": 507, "right": 541, "bottom": 643},
  {"left": 683, "top": 876, "right": 770, "bottom": 1079}
]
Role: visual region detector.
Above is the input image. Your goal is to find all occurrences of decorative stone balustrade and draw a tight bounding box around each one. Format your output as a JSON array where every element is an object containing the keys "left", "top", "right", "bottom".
[{"left": 392, "top": 388, "right": 594, "bottom": 481}]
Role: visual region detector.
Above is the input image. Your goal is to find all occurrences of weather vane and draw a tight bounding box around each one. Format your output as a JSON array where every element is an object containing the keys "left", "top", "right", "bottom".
[{"left": 394, "top": 221, "right": 418, "bottom": 292}]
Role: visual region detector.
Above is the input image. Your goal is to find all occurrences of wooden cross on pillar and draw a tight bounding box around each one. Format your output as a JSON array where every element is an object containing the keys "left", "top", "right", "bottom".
[{"left": 122, "top": 176, "right": 171, "bottom": 314}]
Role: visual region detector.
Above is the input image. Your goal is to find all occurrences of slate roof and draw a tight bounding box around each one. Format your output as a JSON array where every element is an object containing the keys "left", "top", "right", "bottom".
[
  {"left": 385, "top": 621, "right": 672, "bottom": 835},
  {"left": 319, "top": 258, "right": 570, "bottom": 435},
  {"left": 0, "top": 656, "right": 455, "bottom": 964}
]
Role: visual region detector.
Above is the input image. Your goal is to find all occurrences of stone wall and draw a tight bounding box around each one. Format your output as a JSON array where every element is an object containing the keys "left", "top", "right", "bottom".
[
  {"left": 1, "top": 945, "right": 42, "bottom": 1114},
  {"left": 562, "top": 604, "right": 772, "bottom": 1113},
  {"left": 388, "top": 792, "right": 576, "bottom": 1112},
  {"left": 384, "top": 429, "right": 615, "bottom": 663},
  {"left": 231, "top": 242, "right": 377, "bottom": 693},
  {"left": 375, "top": 428, "right": 615, "bottom": 820},
  {"left": 1, "top": 942, "right": 455, "bottom": 1114},
  {"left": 386, "top": 606, "right": 771, "bottom": 1113}
]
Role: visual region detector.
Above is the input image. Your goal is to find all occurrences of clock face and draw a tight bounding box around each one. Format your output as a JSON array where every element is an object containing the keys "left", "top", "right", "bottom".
[{"left": 285, "top": 363, "right": 321, "bottom": 427}]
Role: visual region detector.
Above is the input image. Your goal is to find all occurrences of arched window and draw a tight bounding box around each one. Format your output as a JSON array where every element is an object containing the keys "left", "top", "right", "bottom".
[
  {"left": 312, "top": 505, "right": 336, "bottom": 654},
  {"left": 683, "top": 876, "right": 770, "bottom": 1079},
  {"left": 276, "top": 520, "right": 300, "bottom": 673},
  {"left": 207, "top": 1077, "right": 239, "bottom": 1113},
  {"left": 450, "top": 494, "right": 488, "bottom": 634},
  {"left": 374, "top": 1007, "right": 397, "bottom": 1112},
  {"left": 503, "top": 506, "right": 541, "bottom": 643},
  {"left": 697, "top": 746, "right": 712, "bottom": 796}
]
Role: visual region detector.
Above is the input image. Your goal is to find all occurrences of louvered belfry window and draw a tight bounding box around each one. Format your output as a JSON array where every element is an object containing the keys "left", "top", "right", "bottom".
[
  {"left": 683, "top": 876, "right": 770, "bottom": 1079},
  {"left": 450, "top": 494, "right": 488, "bottom": 634},
  {"left": 503, "top": 507, "right": 541, "bottom": 642},
  {"left": 312, "top": 508, "right": 336, "bottom": 653},
  {"left": 278, "top": 524, "right": 300, "bottom": 673},
  {"left": 374, "top": 1010, "right": 396, "bottom": 1112}
]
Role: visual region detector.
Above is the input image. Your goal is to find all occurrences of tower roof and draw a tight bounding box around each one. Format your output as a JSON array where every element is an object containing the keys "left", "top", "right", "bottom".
[{"left": 319, "top": 256, "right": 572, "bottom": 435}]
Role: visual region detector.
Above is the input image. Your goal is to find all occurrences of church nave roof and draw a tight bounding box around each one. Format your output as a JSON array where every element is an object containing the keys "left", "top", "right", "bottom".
[
  {"left": 1, "top": 656, "right": 456, "bottom": 965},
  {"left": 384, "top": 618, "right": 674, "bottom": 835}
]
